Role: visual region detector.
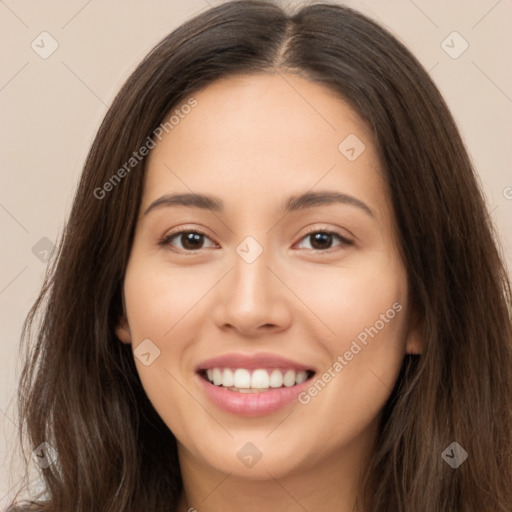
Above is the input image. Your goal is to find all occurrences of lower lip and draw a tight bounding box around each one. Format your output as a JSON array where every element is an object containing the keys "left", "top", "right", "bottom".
[{"left": 197, "top": 374, "right": 313, "bottom": 416}]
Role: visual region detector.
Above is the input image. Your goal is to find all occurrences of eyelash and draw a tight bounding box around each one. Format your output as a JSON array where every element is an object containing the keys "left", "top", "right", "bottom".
[{"left": 158, "top": 227, "right": 354, "bottom": 254}]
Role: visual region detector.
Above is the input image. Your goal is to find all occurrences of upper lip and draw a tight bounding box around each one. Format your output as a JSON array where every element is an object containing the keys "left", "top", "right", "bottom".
[{"left": 196, "top": 352, "right": 315, "bottom": 372}]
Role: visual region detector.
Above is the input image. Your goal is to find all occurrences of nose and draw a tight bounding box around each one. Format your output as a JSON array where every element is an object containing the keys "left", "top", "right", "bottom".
[{"left": 212, "top": 246, "right": 292, "bottom": 337}]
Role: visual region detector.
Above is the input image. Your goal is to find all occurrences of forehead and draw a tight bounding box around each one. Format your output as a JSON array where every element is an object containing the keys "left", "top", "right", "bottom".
[
  {"left": 157, "top": 72, "right": 372, "bottom": 154},
  {"left": 143, "top": 72, "right": 386, "bottom": 216}
]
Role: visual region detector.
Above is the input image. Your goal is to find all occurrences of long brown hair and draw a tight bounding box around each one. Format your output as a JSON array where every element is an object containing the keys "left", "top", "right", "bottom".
[{"left": 10, "top": 1, "right": 512, "bottom": 511}]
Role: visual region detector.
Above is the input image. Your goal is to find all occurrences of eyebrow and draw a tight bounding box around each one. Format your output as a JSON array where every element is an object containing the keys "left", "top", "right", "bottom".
[{"left": 144, "top": 190, "right": 374, "bottom": 217}]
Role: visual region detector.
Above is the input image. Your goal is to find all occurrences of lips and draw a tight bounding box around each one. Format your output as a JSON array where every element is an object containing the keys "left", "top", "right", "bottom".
[
  {"left": 197, "top": 352, "right": 314, "bottom": 372},
  {"left": 196, "top": 353, "right": 316, "bottom": 415}
]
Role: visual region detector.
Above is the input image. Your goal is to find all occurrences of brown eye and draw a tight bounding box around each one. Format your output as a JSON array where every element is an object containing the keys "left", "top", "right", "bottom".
[
  {"left": 161, "top": 230, "right": 217, "bottom": 252},
  {"left": 309, "top": 232, "right": 334, "bottom": 250},
  {"left": 296, "top": 230, "right": 352, "bottom": 251}
]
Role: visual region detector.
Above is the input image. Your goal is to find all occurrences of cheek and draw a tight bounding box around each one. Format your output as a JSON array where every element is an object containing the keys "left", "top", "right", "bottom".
[
  {"left": 123, "top": 254, "right": 219, "bottom": 342},
  {"left": 289, "top": 258, "right": 409, "bottom": 427},
  {"left": 122, "top": 256, "right": 217, "bottom": 437},
  {"left": 288, "top": 254, "right": 407, "bottom": 352}
]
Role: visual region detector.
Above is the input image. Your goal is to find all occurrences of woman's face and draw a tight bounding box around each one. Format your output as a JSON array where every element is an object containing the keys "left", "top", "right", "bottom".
[{"left": 117, "top": 73, "right": 420, "bottom": 481}]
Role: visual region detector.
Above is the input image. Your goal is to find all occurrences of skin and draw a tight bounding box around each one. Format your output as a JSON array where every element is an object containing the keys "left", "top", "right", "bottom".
[{"left": 116, "top": 72, "right": 422, "bottom": 512}]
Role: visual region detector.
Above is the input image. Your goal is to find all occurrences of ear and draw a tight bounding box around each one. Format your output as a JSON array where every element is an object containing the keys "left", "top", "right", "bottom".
[
  {"left": 115, "top": 291, "right": 132, "bottom": 344},
  {"left": 115, "top": 314, "right": 132, "bottom": 344},
  {"left": 405, "top": 309, "right": 423, "bottom": 355}
]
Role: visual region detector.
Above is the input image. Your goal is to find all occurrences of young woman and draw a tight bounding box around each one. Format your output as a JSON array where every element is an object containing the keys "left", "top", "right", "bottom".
[{"left": 10, "top": 1, "right": 512, "bottom": 511}]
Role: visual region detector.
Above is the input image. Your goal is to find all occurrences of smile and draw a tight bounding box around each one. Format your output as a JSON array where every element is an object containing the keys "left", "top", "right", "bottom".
[
  {"left": 196, "top": 353, "right": 316, "bottom": 415},
  {"left": 201, "top": 367, "right": 314, "bottom": 392}
]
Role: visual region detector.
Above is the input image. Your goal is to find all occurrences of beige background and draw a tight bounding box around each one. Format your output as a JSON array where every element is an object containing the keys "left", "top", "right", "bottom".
[{"left": 1, "top": 0, "right": 511, "bottom": 504}]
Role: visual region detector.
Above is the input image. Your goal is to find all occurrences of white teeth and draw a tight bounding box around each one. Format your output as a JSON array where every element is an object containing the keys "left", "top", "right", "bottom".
[
  {"left": 204, "top": 367, "right": 311, "bottom": 390},
  {"left": 295, "top": 370, "right": 308, "bottom": 384},
  {"left": 212, "top": 368, "right": 223, "bottom": 386},
  {"left": 283, "top": 370, "right": 296, "bottom": 387},
  {"left": 233, "top": 368, "right": 251, "bottom": 388},
  {"left": 221, "top": 368, "right": 234, "bottom": 387},
  {"left": 269, "top": 369, "right": 283, "bottom": 388},
  {"left": 251, "top": 369, "right": 270, "bottom": 389}
]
